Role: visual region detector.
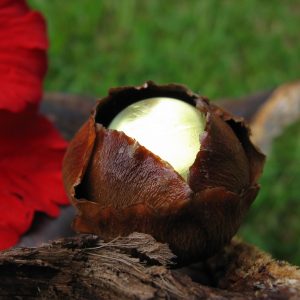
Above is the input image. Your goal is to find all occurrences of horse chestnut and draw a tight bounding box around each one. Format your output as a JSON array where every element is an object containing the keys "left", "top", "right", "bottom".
[{"left": 63, "top": 82, "right": 265, "bottom": 262}]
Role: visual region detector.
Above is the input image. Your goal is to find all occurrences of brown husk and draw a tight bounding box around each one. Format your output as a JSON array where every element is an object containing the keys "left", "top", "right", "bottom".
[{"left": 63, "top": 81, "right": 265, "bottom": 263}]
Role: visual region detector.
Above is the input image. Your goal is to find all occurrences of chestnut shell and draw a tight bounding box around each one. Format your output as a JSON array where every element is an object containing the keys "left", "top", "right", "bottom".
[{"left": 63, "top": 81, "right": 265, "bottom": 263}]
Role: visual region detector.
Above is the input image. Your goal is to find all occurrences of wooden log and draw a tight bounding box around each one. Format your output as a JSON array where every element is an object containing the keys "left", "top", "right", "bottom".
[{"left": 2, "top": 233, "right": 300, "bottom": 299}]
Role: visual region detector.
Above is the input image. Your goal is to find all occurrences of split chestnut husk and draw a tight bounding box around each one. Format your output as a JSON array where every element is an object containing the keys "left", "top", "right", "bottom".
[{"left": 63, "top": 82, "right": 265, "bottom": 263}]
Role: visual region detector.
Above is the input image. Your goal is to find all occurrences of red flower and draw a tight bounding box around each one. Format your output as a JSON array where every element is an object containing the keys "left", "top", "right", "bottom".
[
  {"left": 0, "top": 0, "right": 69, "bottom": 249},
  {"left": 0, "top": 0, "right": 47, "bottom": 111}
]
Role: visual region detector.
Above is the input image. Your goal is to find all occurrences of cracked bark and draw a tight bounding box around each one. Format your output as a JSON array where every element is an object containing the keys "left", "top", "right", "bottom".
[{"left": 1, "top": 233, "right": 300, "bottom": 299}]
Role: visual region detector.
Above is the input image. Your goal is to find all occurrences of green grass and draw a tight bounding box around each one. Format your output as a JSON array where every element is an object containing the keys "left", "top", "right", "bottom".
[
  {"left": 29, "top": 0, "right": 300, "bottom": 265},
  {"left": 29, "top": 0, "right": 300, "bottom": 98},
  {"left": 240, "top": 121, "right": 300, "bottom": 265}
]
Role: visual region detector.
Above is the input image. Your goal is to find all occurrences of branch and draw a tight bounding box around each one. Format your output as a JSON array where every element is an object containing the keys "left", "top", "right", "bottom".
[{"left": 2, "top": 233, "right": 300, "bottom": 299}]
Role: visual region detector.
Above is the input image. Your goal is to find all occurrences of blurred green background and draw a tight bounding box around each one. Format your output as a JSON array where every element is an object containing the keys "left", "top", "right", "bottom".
[{"left": 29, "top": 0, "right": 300, "bottom": 265}]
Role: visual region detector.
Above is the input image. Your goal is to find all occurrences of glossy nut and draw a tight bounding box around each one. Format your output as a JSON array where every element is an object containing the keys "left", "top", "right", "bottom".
[
  {"left": 62, "top": 81, "right": 265, "bottom": 263},
  {"left": 108, "top": 97, "right": 206, "bottom": 180}
]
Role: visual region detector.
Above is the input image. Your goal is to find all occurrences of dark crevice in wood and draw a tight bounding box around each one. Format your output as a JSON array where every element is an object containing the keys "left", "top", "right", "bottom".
[{"left": 3, "top": 233, "right": 300, "bottom": 299}]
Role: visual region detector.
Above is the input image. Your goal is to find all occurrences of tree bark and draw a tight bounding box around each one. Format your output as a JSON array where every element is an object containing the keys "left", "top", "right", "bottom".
[{"left": 1, "top": 233, "right": 300, "bottom": 299}]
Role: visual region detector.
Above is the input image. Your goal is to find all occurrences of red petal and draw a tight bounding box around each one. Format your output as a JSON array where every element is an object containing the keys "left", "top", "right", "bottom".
[
  {"left": 0, "top": 0, "right": 48, "bottom": 111},
  {"left": 0, "top": 109, "right": 69, "bottom": 250},
  {"left": 0, "top": 0, "right": 28, "bottom": 18},
  {"left": 0, "top": 193, "right": 33, "bottom": 249}
]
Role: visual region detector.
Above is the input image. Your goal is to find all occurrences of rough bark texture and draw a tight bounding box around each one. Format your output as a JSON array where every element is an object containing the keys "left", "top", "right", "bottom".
[{"left": 2, "top": 233, "right": 300, "bottom": 299}]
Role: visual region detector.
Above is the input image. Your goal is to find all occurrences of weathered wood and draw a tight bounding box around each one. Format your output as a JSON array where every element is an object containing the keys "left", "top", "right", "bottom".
[
  {"left": 2, "top": 233, "right": 300, "bottom": 299},
  {"left": 41, "top": 92, "right": 96, "bottom": 140},
  {"left": 251, "top": 81, "right": 300, "bottom": 153}
]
